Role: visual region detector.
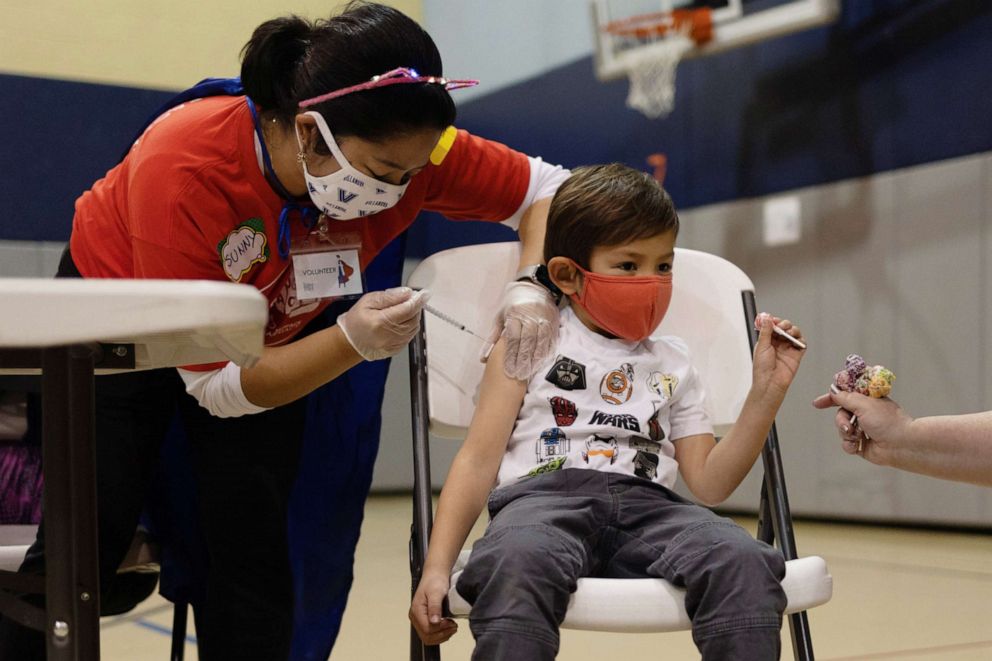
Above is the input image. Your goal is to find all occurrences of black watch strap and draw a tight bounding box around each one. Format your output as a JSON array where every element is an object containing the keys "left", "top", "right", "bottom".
[{"left": 516, "top": 264, "right": 563, "bottom": 304}]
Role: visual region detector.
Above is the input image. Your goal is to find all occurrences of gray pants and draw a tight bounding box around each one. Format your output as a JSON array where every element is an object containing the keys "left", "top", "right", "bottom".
[{"left": 456, "top": 470, "right": 786, "bottom": 660}]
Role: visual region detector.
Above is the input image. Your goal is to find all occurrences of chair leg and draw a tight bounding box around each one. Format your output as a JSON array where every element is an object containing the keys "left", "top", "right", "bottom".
[
  {"left": 409, "top": 329, "right": 442, "bottom": 661},
  {"left": 171, "top": 601, "right": 187, "bottom": 661},
  {"left": 757, "top": 476, "right": 774, "bottom": 545},
  {"left": 410, "top": 625, "right": 444, "bottom": 661},
  {"left": 743, "top": 292, "right": 817, "bottom": 660},
  {"left": 788, "top": 610, "right": 814, "bottom": 661}
]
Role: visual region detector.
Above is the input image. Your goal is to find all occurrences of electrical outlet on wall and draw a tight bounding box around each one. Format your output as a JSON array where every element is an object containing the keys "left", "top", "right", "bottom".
[{"left": 762, "top": 195, "right": 802, "bottom": 246}]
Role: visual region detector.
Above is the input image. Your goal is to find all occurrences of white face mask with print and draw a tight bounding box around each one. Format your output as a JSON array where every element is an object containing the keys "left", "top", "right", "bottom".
[{"left": 296, "top": 111, "right": 409, "bottom": 220}]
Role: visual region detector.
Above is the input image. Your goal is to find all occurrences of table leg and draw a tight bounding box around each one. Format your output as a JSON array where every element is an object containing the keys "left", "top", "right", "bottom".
[{"left": 43, "top": 345, "right": 101, "bottom": 661}]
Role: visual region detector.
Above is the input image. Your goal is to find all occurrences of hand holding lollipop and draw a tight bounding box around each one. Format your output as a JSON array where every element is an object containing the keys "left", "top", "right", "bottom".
[{"left": 830, "top": 354, "right": 896, "bottom": 451}]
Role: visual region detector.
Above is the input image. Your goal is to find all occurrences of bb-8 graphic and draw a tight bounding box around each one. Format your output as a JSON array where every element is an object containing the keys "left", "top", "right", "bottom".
[{"left": 600, "top": 363, "right": 635, "bottom": 405}]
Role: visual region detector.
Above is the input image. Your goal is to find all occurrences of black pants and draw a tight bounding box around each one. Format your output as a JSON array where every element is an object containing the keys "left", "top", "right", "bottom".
[{"left": 0, "top": 249, "right": 307, "bottom": 660}]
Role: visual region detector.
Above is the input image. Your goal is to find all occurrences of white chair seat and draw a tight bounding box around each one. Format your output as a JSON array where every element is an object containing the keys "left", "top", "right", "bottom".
[
  {"left": 449, "top": 550, "right": 831, "bottom": 633},
  {"left": 0, "top": 525, "right": 37, "bottom": 572}
]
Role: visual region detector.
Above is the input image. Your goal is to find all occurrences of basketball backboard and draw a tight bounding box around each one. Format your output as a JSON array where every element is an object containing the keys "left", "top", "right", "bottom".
[{"left": 592, "top": 0, "right": 840, "bottom": 81}]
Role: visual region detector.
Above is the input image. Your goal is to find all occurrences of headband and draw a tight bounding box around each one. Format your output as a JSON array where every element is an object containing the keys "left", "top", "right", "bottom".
[{"left": 298, "top": 67, "right": 478, "bottom": 108}]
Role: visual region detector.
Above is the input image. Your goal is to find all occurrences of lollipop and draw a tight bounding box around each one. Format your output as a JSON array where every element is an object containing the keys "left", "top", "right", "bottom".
[
  {"left": 845, "top": 354, "right": 866, "bottom": 383},
  {"left": 753, "top": 313, "right": 806, "bottom": 349},
  {"left": 829, "top": 354, "right": 896, "bottom": 451},
  {"left": 867, "top": 365, "right": 895, "bottom": 398}
]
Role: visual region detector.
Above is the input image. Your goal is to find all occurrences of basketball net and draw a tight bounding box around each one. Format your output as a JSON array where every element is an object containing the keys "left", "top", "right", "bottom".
[
  {"left": 603, "top": 7, "right": 713, "bottom": 119},
  {"left": 624, "top": 31, "right": 693, "bottom": 119}
]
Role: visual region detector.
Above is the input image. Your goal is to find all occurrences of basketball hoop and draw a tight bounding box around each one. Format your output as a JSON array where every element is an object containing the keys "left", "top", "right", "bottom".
[{"left": 602, "top": 8, "right": 713, "bottom": 119}]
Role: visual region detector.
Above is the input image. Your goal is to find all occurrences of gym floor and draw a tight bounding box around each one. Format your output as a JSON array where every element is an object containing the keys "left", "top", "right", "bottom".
[{"left": 101, "top": 495, "right": 992, "bottom": 660}]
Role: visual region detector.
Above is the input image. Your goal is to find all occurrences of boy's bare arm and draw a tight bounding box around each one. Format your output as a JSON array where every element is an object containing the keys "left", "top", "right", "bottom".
[
  {"left": 410, "top": 339, "right": 529, "bottom": 645},
  {"left": 675, "top": 316, "right": 805, "bottom": 506},
  {"left": 674, "top": 388, "right": 784, "bottom": 506},
  {"left": 423, "top": 340, "right": 527, "bottom": 573}
]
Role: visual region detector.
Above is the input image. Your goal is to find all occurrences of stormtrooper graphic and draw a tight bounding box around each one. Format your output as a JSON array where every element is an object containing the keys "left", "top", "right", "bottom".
[{"left": 582, "top": 434, "right": 618, "bottom": 465}]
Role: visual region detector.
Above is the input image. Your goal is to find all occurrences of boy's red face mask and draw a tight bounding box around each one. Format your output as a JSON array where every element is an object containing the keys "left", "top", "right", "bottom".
[{"left": 568, "top": 262, "right": 673, "bottom": 341}]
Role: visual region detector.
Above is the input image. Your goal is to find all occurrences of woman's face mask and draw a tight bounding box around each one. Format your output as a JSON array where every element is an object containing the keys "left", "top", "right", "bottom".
[
  {"left": 569, "top": 262, "right": 674, "bottom": 341},
  {"left": 295, "top": 111, "right": 410, "bottom": 220}
]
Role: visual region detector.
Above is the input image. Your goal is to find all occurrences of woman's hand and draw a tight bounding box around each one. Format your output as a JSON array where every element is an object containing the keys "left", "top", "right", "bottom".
[
  {"left": 482, "top": 281, "right": 559, "bottom": 380},
  {"left": 337, "top": 287, "right": 429, "bottom": 361},
  {"left": 751, "top": 314, "right": 805, "bottom": 400},
  {"left": 812, "top": 390, "right": 913, "bottom": 462},
  {"left": 409, "top": 570, "right": 459, "bottom": 646}
]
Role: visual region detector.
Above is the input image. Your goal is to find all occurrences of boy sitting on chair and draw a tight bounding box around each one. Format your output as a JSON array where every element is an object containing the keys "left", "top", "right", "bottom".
[{"left": 410, "top": 163, "right": 806, "bottom": 660}]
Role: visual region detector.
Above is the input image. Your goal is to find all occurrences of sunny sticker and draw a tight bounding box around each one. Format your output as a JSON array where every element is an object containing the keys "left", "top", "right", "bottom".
[{"left": 219, "top": 218, "right": 269, "bottom": 282}]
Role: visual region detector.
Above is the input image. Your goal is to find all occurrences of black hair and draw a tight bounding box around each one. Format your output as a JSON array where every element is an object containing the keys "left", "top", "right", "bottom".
[{"left": 240, "top": 1, "right": 456, "bottom": 143}]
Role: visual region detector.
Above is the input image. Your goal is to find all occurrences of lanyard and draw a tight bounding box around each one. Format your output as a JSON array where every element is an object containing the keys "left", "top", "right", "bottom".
[{"left": 245, "top": 97, "right": 319, "bottom": 260}]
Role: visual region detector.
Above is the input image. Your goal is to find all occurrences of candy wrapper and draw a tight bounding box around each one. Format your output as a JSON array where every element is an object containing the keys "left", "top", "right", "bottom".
[{"left": 830, "top": 354, "right": 896, "bottom": 451}]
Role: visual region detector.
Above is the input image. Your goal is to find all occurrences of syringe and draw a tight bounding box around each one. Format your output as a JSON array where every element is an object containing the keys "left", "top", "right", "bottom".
[{"left": 424, "top": 304, "right": 486, "bottom": 341}]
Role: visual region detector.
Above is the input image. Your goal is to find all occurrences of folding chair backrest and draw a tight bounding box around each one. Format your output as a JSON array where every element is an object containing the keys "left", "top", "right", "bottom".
[{"left": 406, "top": 243, "right": 756, "bottom": 438}]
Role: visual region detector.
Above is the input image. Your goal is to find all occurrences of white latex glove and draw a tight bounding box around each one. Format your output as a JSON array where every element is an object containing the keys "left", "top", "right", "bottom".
[
  {"left": 338, "top": 287, "right": 430, "bottom": 361},
  {"left": 481, "top": 281, "right": 559, "bottom": 380}
]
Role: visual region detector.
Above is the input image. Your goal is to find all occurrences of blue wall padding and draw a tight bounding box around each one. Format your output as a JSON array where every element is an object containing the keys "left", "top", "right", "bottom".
[
  {"left": 0, "top": 74, "right": 172, "bottom": 241},
  {"left": 1, "top": 0, "right": 990, "bottom": 252}
]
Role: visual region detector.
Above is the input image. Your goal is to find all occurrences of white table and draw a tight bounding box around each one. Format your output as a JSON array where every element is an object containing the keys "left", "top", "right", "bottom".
[{"left": 0, "top": 279, "right": 267, "bottom": 661}]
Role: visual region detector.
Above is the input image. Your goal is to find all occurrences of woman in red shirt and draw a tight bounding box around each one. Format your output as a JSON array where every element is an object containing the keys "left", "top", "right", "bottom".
[{"left": 0, "top": 3, "right": 567, "bottom": 659}]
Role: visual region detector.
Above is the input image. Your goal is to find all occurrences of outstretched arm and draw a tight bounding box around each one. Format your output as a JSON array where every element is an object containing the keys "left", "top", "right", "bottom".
[
  {"left": 677, "top": 315, "right": 806, "bottom": 505},
  {"left": 813, "top": 392, "right": 992, "bottom": 486},
  {"left": 409, "top": 340, "right": 528, "bottom": 645}
]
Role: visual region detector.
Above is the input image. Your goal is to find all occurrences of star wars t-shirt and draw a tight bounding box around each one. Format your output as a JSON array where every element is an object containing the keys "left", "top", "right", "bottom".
[{"left": 495, "top": 305, "right": 713, "bottom": 490}]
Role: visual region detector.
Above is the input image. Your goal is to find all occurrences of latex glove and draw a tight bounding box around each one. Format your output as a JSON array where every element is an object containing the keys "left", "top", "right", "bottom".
[
  {"left": 481, "top": 281, "right": 559, "bottom": 380},
  {"left": 338, "top": 287, "right": 430, "bottom": 361}
]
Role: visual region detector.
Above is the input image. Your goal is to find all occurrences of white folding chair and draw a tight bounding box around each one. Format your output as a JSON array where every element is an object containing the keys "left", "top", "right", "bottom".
[{"left": 406, "top": 243, "right": 832, "bottom": 660}]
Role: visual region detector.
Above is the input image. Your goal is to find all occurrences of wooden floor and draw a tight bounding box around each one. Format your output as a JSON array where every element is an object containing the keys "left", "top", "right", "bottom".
[{"left": 101, "top": 495, "right": 992, "bottom": 660}]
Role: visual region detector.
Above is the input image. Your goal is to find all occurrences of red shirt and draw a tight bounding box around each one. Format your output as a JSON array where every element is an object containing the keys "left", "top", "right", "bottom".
[{"left": 71, "top": 95, "right": 530, "bottom": 363}]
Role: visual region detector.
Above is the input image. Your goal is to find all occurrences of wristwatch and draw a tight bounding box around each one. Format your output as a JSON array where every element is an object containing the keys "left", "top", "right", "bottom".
[{"left": 515, "top": 264, "right": 563, "bottom": 304}]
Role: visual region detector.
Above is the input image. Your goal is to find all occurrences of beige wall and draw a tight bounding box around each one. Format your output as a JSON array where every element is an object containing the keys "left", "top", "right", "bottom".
[{"left": 0, "top": 0, "right": 423, "bottom": 90}]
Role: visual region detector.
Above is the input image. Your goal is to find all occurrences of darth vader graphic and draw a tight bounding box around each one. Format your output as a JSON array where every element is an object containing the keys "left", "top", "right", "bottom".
[{"left": 545, "top": 355, "right": 587, "bottom": 391}]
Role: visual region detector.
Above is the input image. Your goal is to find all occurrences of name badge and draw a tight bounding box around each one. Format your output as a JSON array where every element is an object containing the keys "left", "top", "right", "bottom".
[
  {"left": 293, "top": 248, "right": 363, "bottom": 300},
  {"left": 291, "top": 225, "right": 364, "bottom": 302}
]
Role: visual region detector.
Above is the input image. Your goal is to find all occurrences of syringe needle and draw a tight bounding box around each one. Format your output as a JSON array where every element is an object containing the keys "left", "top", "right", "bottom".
[{"left": 424, "top": 304, "right": 485, "bottom": 341}]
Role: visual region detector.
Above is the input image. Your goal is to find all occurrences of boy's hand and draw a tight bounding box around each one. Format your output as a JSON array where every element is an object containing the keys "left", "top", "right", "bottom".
[
  {"left": 409, "top": 571, "right": 458, "bottom": 646},
  {"left": 752, "top": 314, "right": 805, "bottom": 400}
]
